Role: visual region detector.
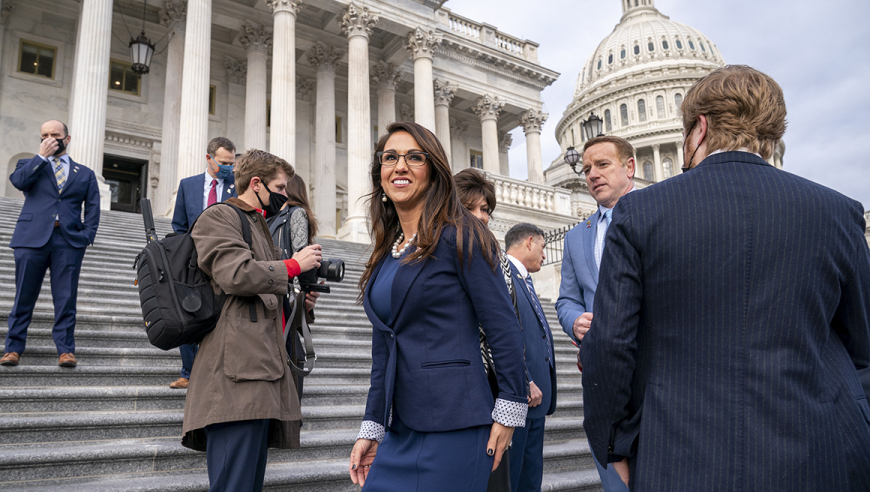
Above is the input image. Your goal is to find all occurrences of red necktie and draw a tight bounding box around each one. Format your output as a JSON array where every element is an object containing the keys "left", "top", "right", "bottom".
[{"left": 207, "top": 179, "right": 218, "bottom": 207}]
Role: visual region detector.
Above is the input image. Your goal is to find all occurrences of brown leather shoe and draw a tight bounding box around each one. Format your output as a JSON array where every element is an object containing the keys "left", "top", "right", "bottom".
[
  {"left": 169, "top": 377, "right": 189, "bottom": 389},
  {"left": 58, "top": 353, "right": 77, "bottom": 367},
  {"left": 0, "top": 352, "right": 20, "bottom": 366}
]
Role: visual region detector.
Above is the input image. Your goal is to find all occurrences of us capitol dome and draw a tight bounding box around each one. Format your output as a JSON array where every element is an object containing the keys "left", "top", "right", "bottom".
[{"left": 545, "top": 0, "right": 785, "bottom": 196}]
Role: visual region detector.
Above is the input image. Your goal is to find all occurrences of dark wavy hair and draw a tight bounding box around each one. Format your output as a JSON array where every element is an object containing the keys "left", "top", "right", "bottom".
[
  {"left": 283, "top": 174, "right": 318, "bottom": 244},
  {"left": 358, "top": 121, "right": 498, "bottom": 296}
]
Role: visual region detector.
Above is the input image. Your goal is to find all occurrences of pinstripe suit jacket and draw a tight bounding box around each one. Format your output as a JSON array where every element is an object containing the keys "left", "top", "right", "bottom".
[{"left": 580, "top": 151, "right": 870, "bottom": 491}]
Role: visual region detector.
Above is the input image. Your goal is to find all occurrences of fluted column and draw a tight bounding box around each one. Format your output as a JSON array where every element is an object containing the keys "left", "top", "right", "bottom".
[
  {"left": 433, "top": 79, "right": 456, "bottom": 159},
  {"left": 0, "top": 1, "right": 15, "bottom": 96},
  {"left": 176, "top": 0, "right": 212, "bottom": 183},
  {"left": 520, "top": 108, "right": 548, "bottom": 184},
  {"left": 652, "top": 143, "right": 663, "bottom": 182},
  {"left": 68, "top": 0, "right": 113, "bottom": 209},
  {"left": 265, "top": 0, "right": 300, "bottom": 162},
  {"left": 449, "top": 117, "right": 468, "bottom": 174},
  {"left": 498, "top": 131, "right": 511, "bottom": 176},
  {"left": 295, "top": 76, "right": 315, "bottom": 184},
  {"left": 406, "top": 27, "right": 440, "bottom": 132},
  {"left": 472, "top": 94, "right": 504, "bottom": 175},
  {"left": 676, "top": 140, "right": 684, "bottom": 175},
  {"left": 154, "top": 1, "right": 186, "bottom": 216},
  {"left": 239, "top": 23, "right": 272, "bottom": 152},
  {"left": 372, "top": 60, "right": 401, "bottom": 138},
  {"left": 339, "top": 3, "right": 378, "bottom": 243},
  {"left": 307, "top": 44, "right": 343, "bottom": 238}
]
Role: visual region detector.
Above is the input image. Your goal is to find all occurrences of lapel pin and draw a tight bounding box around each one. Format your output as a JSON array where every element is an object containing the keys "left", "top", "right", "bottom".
[
  {"left": 586, "top": 221, "right": 591, "bottom": 228},
  {"left": 73, "top": 167, "right": 79, "bottom": 173}
]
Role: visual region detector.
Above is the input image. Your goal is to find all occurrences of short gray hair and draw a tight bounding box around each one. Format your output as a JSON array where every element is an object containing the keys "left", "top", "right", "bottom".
[{"left": 505, "top": 223, "right": 545, "bottom": 251}]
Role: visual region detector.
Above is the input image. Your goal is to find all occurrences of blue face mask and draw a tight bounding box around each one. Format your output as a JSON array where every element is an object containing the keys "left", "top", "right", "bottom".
[{"left": 210, "top": 155, "right": 234, "bottom": 180}]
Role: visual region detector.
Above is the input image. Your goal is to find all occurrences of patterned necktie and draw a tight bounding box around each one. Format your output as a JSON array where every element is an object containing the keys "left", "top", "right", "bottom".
[
  {"left": 54, "top": 157, "right": 65, "bottom": 194},
  {"left": 207, "top": 179, "right": 218, "bottom": 207},
  {"left": 525, "top": 275, "right": 554, "bottom": 367}
]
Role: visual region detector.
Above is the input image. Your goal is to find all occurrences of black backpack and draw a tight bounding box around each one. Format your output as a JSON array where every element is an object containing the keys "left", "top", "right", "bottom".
[{"left": 135, "top": 202, "right": 252, "bottom": 350}]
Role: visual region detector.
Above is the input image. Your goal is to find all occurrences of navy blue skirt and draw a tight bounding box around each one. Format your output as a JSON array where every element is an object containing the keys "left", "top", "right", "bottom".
[{"left": 362, "top": 413, "right": 494, "bottom": 492}]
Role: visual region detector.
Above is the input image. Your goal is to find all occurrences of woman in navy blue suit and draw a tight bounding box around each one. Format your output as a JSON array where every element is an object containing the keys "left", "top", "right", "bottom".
[{"left": 348, "top": 122, "right": 529, "bottom": 491}]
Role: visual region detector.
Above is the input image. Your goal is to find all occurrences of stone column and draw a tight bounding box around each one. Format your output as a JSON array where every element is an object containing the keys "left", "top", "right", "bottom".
[
  {"left": 295, "top": 76, "right": 315, "bottom": 184},
  {"left": 154, "top": 0, "right": 186, "bottom": 216},
  {"left": 175, "top": 0, "right": 212, "bottom": 183},
  {"left": 652, "top": 143, "right": 663, "bottom": 182},
  {"left": 433, "top": 79, "right": 456, "bottom": 159},
  {"left": 306, "top": 43, "right": 343, "bottom": 238},
  {"left": 405, "top": 27, "right": 440, "bottom": 132},
  {"left": 498, "top": 131, "right": 511, "bottom": 176},
  {"left": 339, "top": 3, "right": 378, "bottom": 243},
  {"left": 520, "top": 108, "right": 548, "bottom": 184},
  {"left": 676, "top": 140, "right": 684, "bottom": 175},
  {"left": 472, "top": 94, "right": 504, "bottom": 175},
  {"left": 68, "top": 0, "right": 113, "bottom": 209},
  {"left": 372, "top": 60, "right": 402, "bottom": 138},
  {"left": 449, "top": 117, "right": 468, "bottom": 173},
  {"left": 0, "top": 1, "right": 15, "bottom": 94},
  {"left": 224, "top": 56, "right": 247, "bottom": 152},
  {"left": 239, "top": 23, "right": 271, "bottom": 152},
  {"left": 265, "top": 0, "right": 301, "bottom": 162}
]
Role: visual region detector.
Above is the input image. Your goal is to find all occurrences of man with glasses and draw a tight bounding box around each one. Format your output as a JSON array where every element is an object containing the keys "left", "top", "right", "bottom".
[
  {"left": 555, "top": 135, "right": 635, "bottom": 492},
  {"left": 169, "top": 136, "right": 237, "bottom": 389}
]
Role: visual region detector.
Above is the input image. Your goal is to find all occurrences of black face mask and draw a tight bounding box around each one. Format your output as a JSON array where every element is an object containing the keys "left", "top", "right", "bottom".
[
  {"left": 257, "top": 182, "right": 288, "bottom": 218},
  {"left": 42, "top": 137, "right": 67, "bottom": 157}
]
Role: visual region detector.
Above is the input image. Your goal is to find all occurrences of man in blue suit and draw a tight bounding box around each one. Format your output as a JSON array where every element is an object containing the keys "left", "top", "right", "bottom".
[
  {"left": 581, "top": 65, "right": 870, "bottom": 490},
  {"left": 505, "top": 223, "right": 557, "bottom": 492},
  {"left": 1, "top": 120, "right": 100, "bottom": 368},
  {"left": 168, "top": 136, "right": 237, "bottom": 389},
  {"left": 556, "top": 135, "right": 636, "bottom": 492}
]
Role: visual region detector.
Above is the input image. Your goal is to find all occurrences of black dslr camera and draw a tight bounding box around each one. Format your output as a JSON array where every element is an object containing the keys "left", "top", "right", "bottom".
[{"left": 298, "top": 259, "right": 345, "bottom": 294}]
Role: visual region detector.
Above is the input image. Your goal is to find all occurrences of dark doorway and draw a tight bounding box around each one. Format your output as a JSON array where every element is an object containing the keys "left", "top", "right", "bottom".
[{"left": 103, "top": 155, "right": 148, "bottom": 213}]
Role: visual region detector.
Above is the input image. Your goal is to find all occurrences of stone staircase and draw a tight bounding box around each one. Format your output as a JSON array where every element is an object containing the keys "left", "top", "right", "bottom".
[{"left": 0, "top": 196, "right": 601, "bottom": 491}]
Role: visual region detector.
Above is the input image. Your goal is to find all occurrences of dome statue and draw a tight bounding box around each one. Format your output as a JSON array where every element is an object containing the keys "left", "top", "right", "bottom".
[{"left": 546, "top": 0, "right": 784, "bottom": 195}]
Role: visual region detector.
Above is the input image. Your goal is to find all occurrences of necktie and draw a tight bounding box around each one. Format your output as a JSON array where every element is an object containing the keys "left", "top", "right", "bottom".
[
  {"left": 604, "top": 208, "right": 612, "bottom": 229},
  {"left": 207, "top": 179, "right": 218, "bottom": 207},
  {"left": 54, "top": 157, "right": 65, "bottom": 194},
  {"left": 525, "top": 275, "right": 554, "bottom": 367}
]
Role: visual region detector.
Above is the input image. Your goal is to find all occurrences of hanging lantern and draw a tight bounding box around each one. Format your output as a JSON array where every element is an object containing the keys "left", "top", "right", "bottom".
[
  {"left": 129, "top": 31, "right": 155, "bottom": 75},
  {"left": 581, "top": 111, "right": 604, "bottom": 141},
  {"left": 564, "top": 146, "right": 582, "bottom": 176}
]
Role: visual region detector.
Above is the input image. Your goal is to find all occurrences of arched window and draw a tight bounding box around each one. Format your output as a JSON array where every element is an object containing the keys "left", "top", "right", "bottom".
[
  {"left": 620, "top": 49, "right": 626, "bottom": 59},
  {"left": 676, "top": 39, "right": 683, "bottom": 49},
  {"left": 620, "top": 104, "right": 629, "bottom": 126},
  {"left": 634, "top": 44, "right": 640, "bottom": 55},
  {"left": 688, "top": 40, "right": 695, "bottom": 50},
  {"left": 662, "top": 40, "right": 669, "bottom": 50},
  {"left": 608, "top": 53, "right": 613, "bottom": 64},
  {"left": 597, "top": 59, "right": 602, "bottom": 70},
  {"left": 635, "top": 0, "right": 639, "bottom": 6},
  {"left": 700, "top": 41, "right": 706, "bottom": 52},
  {"left": 604, "top": 109, "right": 612, "bottom": 132},
  {"left": 643, "top": 161, "right": 654, "bottom": 181},
  {"left": 637, "top": 99, "right": 647, "bottom": 122},
  {"left": 674, "top": 93, "right": 683, "bottom": 112},
  {"left": 648, "top": 41, "right": 655, "bottom": 52},
  {"left": 663, "top": 158, "right": 673, "bottom": 179},
  {"left": 656, "top": 95, "right": 665, "bottom": 118}
]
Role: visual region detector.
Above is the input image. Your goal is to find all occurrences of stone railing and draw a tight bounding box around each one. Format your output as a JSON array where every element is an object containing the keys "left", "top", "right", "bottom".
[
  {"left": 487, "top": 173, "right": 572, "bottom": 216},
  {"left": 441, "top": 11, "right": 539, "bottom": 63}
]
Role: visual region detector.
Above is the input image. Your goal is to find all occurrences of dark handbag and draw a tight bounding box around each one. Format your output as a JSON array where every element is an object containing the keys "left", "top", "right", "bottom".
[{"left": 487, "top": 449, "right": 512, "bottom": 492}]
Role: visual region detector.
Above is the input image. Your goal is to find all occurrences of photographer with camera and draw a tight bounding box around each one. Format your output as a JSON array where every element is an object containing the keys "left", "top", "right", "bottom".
[{"left": 182, "top": 150, "right": 322, "bottom": 491}]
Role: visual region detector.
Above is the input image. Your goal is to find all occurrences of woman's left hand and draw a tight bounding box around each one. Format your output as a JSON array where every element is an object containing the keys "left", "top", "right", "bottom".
[{"left": 486, "top": 422, "right": 514, "bottom": 472}]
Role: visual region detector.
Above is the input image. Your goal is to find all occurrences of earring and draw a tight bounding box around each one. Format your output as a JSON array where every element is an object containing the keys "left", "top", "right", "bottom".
[{"left": 381, "top": 193, "right": 388, "bottom": 203}]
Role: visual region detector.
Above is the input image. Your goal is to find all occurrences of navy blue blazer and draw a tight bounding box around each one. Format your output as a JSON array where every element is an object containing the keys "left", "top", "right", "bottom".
[
  {"left": 510, "top": 262, "right": 557, "bottom": 419},
  {"left": 362, "top": 224, "right": 528, "bottom": 433},
  {"left": 9, "top": 155, "right": 99, "bottom": 249},
  {"left": 171, "top": 172, "right": 236, "bottom": 234},
  {"left": 581, "top": 152, "right": 870, "bottom": 490},
  {"left": 555, "top": 210, "right": 602, "bottom": 344}
]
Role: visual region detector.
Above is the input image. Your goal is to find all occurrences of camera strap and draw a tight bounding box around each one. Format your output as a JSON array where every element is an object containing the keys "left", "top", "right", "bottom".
[{"left": 283, "top": 292, "right": 316, "bottom": 377}]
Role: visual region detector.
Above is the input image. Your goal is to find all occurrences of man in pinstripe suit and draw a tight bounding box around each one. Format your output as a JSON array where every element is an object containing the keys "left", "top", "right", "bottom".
[{"left": 581, "top": 65, "right": 870, "bottom": 491}]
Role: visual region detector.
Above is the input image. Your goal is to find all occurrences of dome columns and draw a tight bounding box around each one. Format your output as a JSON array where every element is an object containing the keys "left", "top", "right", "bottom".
[{"left": 652, "top": 144, "right": 664, "bottom": 182}]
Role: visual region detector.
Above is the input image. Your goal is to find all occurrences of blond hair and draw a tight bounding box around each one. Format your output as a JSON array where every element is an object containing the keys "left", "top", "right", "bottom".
[
  {"left": 234, "top": 149, "right": 295, "bottom": 195},
  {"left": 681, "top": 65, "right": 786, "bottom": 160}
]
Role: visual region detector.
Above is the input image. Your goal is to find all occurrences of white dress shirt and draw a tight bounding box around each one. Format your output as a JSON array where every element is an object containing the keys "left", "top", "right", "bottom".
[
  {"left": 594, "top": 186, "right": 635, "bottom": 269},
  {"left": 202, "top": 172, "right": 225, "bottom": 210}
]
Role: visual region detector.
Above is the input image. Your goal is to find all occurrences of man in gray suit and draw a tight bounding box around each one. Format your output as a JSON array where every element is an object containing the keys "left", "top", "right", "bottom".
[{"left": 555, "top": 135, "right": 635, "bottom": 492}]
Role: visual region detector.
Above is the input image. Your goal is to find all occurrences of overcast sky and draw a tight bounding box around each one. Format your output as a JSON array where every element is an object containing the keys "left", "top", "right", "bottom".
[{"left": 447, "top": 0, "right": 870, "bottom": 208}]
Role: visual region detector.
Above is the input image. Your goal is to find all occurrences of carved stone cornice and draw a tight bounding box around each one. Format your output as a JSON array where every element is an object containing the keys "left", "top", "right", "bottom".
[
  {"left": 306, "top": 44, "right": 343, "bottom": 73},
  {"left": 371, "top": 60, "right": 402, "bottom": 91},
  {"left": 433, "top": 79, "right": 457, "bottom": 107},
  {"left": 224, "top": 56, "right": 247, "bottom": 85},
  {"left": 400, "top": 104, "right": 414, "bottom": 121},
  {"left": 264, "top": 0, "right": 301, "bottom": 16},
  {"left": 449, "top": 117, "right": 468, "bottom": 139},
  {"left": 406, "top": 27, "right": 441, "bottom": 61},
  {"left": 159, "top": 0, "right": 186, "bottom": 31},
  {"left": 520, "top": 109, "right": 548, "bottom": 134},
  {"left": 341, "top": 2, "right": 378, "bottom": 40},
  {"left": 472, "top": 94, "right": 504, "bottom": 122},
  {"left": 239, "top": 23, "right": 272, "bottom": 54},
  {"left": 498, "top": 131, "right": 512, "bottom": 153},
  {"left": 297, "top": 76, "right": 315, "bottom": 102}
]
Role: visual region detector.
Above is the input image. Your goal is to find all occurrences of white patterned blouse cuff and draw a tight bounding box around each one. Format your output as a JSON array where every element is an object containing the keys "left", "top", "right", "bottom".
[
  {"left": 358, "top": 420, "right": 385, "bottom": 443},
  {"left": 492, "top": 398, "right": 528, "bottom": 427}
]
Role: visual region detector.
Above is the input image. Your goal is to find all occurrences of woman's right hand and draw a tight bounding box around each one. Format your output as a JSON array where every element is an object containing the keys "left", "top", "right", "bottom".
[
  {"left": 349, "top": 438, "right": 378, "bottom": 487},
  {"left": 292, "top": 244, "right": 322, "bottom": 273}
]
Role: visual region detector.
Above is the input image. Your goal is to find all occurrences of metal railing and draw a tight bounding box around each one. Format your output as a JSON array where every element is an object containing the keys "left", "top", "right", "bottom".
[{"left": 542, "top": 222, "right": 579, "bottom": 266}]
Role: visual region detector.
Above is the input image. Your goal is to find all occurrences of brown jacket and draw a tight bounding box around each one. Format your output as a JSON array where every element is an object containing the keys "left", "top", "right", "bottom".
[{"left": 181, "top": 197, "right": 302, "bottom": 451}]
